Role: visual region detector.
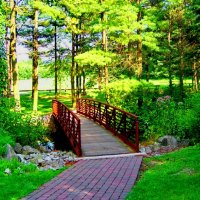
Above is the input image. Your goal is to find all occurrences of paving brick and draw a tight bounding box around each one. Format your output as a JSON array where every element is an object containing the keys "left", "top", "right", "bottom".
[{"left": 23, "top": 155, "right": 142, "bottom": 200}]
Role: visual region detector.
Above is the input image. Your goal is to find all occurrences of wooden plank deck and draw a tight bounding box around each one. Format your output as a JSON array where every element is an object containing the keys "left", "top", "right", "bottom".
[{"left": 77, "top": 114, "right": 134, "bottom": 157}]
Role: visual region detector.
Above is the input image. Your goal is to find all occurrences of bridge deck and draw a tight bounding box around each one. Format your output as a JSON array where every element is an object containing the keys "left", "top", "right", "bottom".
[{"left": 77, "top": 114, "right": 134, "bottom": 156}]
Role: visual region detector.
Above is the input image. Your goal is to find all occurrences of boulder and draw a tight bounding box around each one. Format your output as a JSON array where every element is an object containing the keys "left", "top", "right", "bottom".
[
  {"left": 14, "top": 143, "right": 22, "bottom": 154},
  {"left": 22, "top": 145, "right": 40, "bottom": 155},
  {"left": 158, "top": 135, "right": 177, "bottom": 148},
  {"left": 3, "top": 144, "right": 18, "bottom": 160},
  {"left": 16, "top": 154, "right": 26, "bottom": 163}
]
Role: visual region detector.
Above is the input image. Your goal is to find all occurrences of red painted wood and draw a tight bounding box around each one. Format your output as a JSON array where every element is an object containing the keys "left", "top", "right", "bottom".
[
  {"left": 52, "top": 100, "right": 82, "bottom": 156},
  {"left": 76, "top": 98, "right": 139, "bottom": 152}
]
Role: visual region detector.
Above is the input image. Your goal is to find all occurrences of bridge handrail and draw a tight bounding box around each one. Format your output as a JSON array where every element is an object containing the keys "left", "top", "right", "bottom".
[
  {"left": 76, "top": 98, "right": 139, "bottom": 152},
  {"left": 52, "top": 99, "right": 82, "bottom": 156}
]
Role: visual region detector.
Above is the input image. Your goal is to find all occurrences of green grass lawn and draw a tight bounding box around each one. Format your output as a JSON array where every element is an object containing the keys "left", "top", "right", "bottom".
[
  {"left": 20, "top": 91, "right": 72, "bottom": 115},
  {"left": 0, "top": 159, "right": 66, "bottom": 200},
  {"left": 126, "top": 146, "right": 200, "bottom": 200}
]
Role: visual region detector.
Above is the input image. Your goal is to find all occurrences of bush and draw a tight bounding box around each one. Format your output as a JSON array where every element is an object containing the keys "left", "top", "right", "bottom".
[
  {"left": 0, "top": 98, "right": 48, "bottom": 147},
  {"left": 174, "top": 93, "right": 200, "bottom": 144},
  {"left": 103, "top": 80, "right": 200, "bottom": 143},
  {"left": 0, "top": 128, "right": 15, "bottom": 156},
  {"left": 139, "top": 93, "right": 200, "bottom": 143}
]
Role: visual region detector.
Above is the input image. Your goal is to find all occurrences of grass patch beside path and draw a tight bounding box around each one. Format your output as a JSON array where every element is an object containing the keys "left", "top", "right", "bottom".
[
  {"left": 126, "top": 146, "right": 200, "bottom": 200},
  {"left": 0, "top": 159, "right": 65, "bottom": 200}
]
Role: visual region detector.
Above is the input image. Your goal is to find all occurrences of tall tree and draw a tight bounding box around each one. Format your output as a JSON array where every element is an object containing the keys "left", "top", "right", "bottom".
[
  {"left": 32, "top": 0, "right": 39, "bottom": 112},
  {"left": 10, "top": 0, "right": 20, "bottom": 111}
]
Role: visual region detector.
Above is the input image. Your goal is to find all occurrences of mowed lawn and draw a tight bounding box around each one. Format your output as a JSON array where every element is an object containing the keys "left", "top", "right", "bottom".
[{"left": 126, "top": 146, "right": 200, "bottom": 200}]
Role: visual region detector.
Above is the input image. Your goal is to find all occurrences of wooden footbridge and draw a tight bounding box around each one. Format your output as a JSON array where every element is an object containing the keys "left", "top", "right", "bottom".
[{"left": 52, "top": 99, "right": 139, "bottom": 157}]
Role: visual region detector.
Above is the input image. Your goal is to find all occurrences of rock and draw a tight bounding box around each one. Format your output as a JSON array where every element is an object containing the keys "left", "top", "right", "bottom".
[
  {"left": 38, "top": 145, "right": 48, "bottom": 153},
  {"left": 14, "top": 143, "right": 22, "bottom": 154},
  {"left": 158, "top": 135, "right": 177, "bottom": 148},
  {"left": 145, "top": 146, "right": 153, "bottom": 154},
  {"left": 22, "top": 145, "right": 40, "bottom": 155},
  {"left": 153, "top": 142, "right": 161, "bottom": 151},
  {"left": 44, "top": 156, "right": 52, "bottom": 162},
  {"left": 16, "top": 154, "right": 26, "bottom": 163},
  {"left": 4, "top": 168, "right": 11, "bottom": 175},
  {"left": 139, "top": 147, "right": 146, "bottom": 153},
  {"left": 3, "top": 144, "right": 18, "bottom": 160},
  {"left": 46, "top": 142, "right": 54, "bottom": 151}
]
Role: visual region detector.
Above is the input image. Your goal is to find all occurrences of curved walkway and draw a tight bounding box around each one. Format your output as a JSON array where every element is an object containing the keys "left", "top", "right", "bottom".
[{"left": 22, "top": 154, "right": 143, "bottom": 200}]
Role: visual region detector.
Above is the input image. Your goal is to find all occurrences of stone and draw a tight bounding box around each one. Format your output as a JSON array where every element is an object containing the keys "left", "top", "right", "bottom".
[
  {"left": 139, "top": 147, "right": 146, "bottom": 153},
  {"left": 3, "top": 144, "right": 18, "bottom": 160},
  {"left": 16, "top": 154, "right": 26, "bottom": 163},
  {"left": 38, "top": 145, "right": 48, "bottom": 153},
  {"left": 145, "top": 146, "right": 152, "bottom": 154},
  {"left": 4, "top": 168, "right": 11, "bottom": 175},
  {"left": 22, "top": 145, "right": 40, "bottom": 155},
  {"left": 153, "top": 142, "right": 161, "bottom": 151},
  {"left": 158, "top": 135, "right": 177, "bottom": 148},
  {"left": 14, "top": 143, "right": 23, "bottom": 154},
  {"left": 46, "top": 142, "right": 54, "bottom": 151}
]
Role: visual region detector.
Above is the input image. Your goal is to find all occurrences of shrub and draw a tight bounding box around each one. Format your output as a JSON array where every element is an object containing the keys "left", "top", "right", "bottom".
[
  {"left": 0, "top": 98, "right": 48, "bottom": 147},
  {"left": 0, "top": 128, "right": 15, "bottom": 156}
]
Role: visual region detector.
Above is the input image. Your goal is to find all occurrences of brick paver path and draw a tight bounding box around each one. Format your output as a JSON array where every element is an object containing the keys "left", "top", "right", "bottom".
[{"left": 22, "top": 155, "right": 143, "bottom": 200}]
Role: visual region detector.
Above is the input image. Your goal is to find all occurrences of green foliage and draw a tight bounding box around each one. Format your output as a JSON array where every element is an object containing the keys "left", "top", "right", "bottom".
[
  {"left": 126, "top": 146, "right": 200, "bottom": 200},
  {"left": 0, "top": 128, "right": 15, "bottom": 156},
  {"left": 0, "top": 159, "right": 65, "bottom": 200},
  {"left": 0, "top": 98, "right": 48, "bottom": 147},
  {"left": 75, "top": 49, "right": 116, "bottom": 67},
  {"left": 139, "top": 93, "right": 200, "bottom": 143},
  {"left": 0, "top": 55, "right": 7, "bottom": 94},
  {"left": 18, "top": 60, "right": 56, "bottom": 79},
  {"left": 101, "top": 79, "right": 200, "bottom": 143}
]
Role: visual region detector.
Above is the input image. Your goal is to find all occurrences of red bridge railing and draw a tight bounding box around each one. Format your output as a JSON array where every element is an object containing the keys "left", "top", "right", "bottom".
[
  {"left": 76, "top": 98, "right": 139, "bottom": 152},
  {"left": 52, "top": 100, "right": 82, "bottom": 156}
]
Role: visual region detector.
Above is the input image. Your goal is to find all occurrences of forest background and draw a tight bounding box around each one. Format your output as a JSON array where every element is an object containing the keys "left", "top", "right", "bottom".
[{"left": 0, "top": 0, "right": 199, "bottom": 148}]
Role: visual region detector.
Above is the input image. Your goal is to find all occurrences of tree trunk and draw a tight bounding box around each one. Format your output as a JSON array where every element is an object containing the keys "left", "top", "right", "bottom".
[
  {"left": 6, "top": 26, "right": 12, "bottom": 97},
  {"left": 179, "top": 53, "right": 184, "bottom": 99},
  {"left": 75, "top": 32, "right": 80, "bottom": 98},
  {"left": 193, "top": 59, "right": 199, "bottom": 91},
  {"left": 101, "top": 8, "right": 109, "bottom": 102},
  {"left": 136, "top": 0, "right": 142, "bottom": 80},
  {"left": 82, "top": 69, "right": 86, "bottom": 95},
  {"left": 32, "top": 7, "right": 39, "bottom": 112},
  {"left": 98, "top": 67, "right": 103, "bottom": 90},
  {"left": 10, "top": 0, "right": 20, "bottom": 111},
  {"left": 168, "top": 15, "right": 173, "bottom": 95},
  {"left": 54, "top": 22, "right": 58, "bottom": 97},
  {"left": 71, "top": 32, "right": 76, "bottom": 108}
]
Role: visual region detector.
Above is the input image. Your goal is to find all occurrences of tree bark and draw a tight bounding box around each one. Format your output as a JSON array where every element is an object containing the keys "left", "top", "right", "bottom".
[
  {"left": 71, "top": 32, "right": 76, "bottom": 108},
  {"left": 54, "top": 22, "right": 58, "bottom": 97},
  {"left": 6, "top": 26, "right": 12, "bottom": 97},
  {"left": 32, "top": 7, "right": 39, "bottom": 112},
  {"left": 10, "top": 0, "right": 20, "bottom": 111},
  {"left": 168, "top": 14, "right": 173, "bottom": 95},
  {"left": 192, "top": 59, "right": 199, "bottom": 91},
  {"left": 136, "top": 0, "right": 142, "bottom": 80}
]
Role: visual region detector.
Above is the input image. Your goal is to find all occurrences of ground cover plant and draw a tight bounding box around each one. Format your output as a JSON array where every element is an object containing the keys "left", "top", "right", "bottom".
[
  {"left": 0, "top": 159, "right": 65, "bottom": 200},
  {"left": 126, "top": 146, "right": 200, "bottom": 200}
]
